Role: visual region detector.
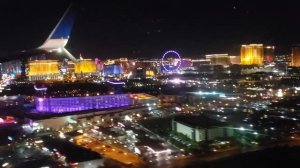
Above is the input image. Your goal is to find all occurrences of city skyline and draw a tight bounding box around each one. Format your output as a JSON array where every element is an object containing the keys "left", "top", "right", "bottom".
[
  {"left": 1, "top": 1, "right": 300, "bottom": 167},
  {"left": 1, "top": 0, "right": 300, "bottom": 59}
]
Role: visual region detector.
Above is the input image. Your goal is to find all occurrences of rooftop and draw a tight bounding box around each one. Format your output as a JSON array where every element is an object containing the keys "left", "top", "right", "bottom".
[{"left": 173, "top": 115, "right": 228, "bottom": 129}]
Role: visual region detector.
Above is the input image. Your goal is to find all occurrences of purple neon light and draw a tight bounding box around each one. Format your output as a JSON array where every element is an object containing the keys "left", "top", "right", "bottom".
[
  {"left": 106, "top": 81, "right": 126, "bottom": 85},
  {"left": 161, "top": 50, "right": 182, "bottom": 72},
  {"left": 35, "top": 94, "right": 132, "bottom": 113}
]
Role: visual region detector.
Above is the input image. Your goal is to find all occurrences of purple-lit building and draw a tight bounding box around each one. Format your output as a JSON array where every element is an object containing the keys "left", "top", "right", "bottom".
[{"left": 35, "top": 94, "right": 132, "bottom": 113}]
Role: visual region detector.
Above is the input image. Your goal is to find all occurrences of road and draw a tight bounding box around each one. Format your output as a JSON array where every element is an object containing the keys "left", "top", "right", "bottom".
[{"left": 74, "top": 135, "right": 145, "bottom": 167}]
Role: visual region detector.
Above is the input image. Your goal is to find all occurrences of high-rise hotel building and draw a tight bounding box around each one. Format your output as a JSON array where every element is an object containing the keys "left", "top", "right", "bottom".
[
  {"left": 264, "top": 46, "right": 275, "bottom": 63},
  {"left": 241, "top": 44, "right": 264, "bottom": 65},
  {"left": 290, "top": 45, "right": 300, "bottom": 67}
]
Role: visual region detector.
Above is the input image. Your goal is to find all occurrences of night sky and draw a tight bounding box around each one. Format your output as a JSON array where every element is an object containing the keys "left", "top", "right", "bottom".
[{"left": 0, "top": 0, "right": 300, "bottom": 59}]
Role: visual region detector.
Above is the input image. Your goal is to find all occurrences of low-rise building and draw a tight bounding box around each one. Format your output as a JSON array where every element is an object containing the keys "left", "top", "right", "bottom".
[{"left": 172, "top": 115, "right": 234, "bottom": 142}]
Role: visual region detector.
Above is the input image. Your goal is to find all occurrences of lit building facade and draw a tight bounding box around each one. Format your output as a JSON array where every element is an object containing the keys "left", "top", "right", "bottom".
[
  {"left": 229, "top": 56, "right": 241, "bottom": 64},
  {"left": 0, "top": 60, "right": 23, "bottom": 78},
  {"left": 28, "top": 60, "right": 61, "bottom": 81},
  {"left": 264, "top": 46, "right": 275, "bottom": 63},
  {"left": 180, "top": 59, "right": 193, "bottom": 70},
  {"left": 275, "top": 55, "right": 290, "bottom": 71},
  {"left": 145, "top": 70, "right": 154, "bottom": 78},
  {"left": 290, "top": 45, "right": 300, "bottom": 67},
  {"left": 206, "top": 54, "right": 230, "bottom": 66},
  {"left": 130, "top": 93, "right": 158, "bottom": 107},
  {"left": 35, "top": 94, "right": 132, "bottom": 113},
  {"left": 103, "top": 64, "right": 122, "bottom": 76},
  {"left": 75, "top": 59, "right": 97, "bottom": 74},
  {"left": 118, "top": 58, "right": 130, "bottom": 74},
  {"left": 172, "top": 116, "right": 234, "bottom": 142},
  {"left": 241, "top": 44, "right": 264, "bottom": 65}
]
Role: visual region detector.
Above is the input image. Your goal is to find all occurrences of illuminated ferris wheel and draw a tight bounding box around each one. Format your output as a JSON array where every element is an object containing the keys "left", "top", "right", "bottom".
[{"left": 161, "top": 50, "right": 182, "bottom": 72}]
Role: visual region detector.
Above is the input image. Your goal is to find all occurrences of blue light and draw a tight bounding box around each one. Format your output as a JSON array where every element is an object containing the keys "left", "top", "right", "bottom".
[
  {"left": 196, "top": 91, "right": 226, "bottom": 98},
  {"left": 103, "top": 64, "right": 122, "bottom": 76}
]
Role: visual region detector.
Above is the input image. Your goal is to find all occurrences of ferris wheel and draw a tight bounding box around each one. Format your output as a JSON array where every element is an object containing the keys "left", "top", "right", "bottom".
[{"left": 161, "top": 50, "right": 182, "bottom": 72}]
